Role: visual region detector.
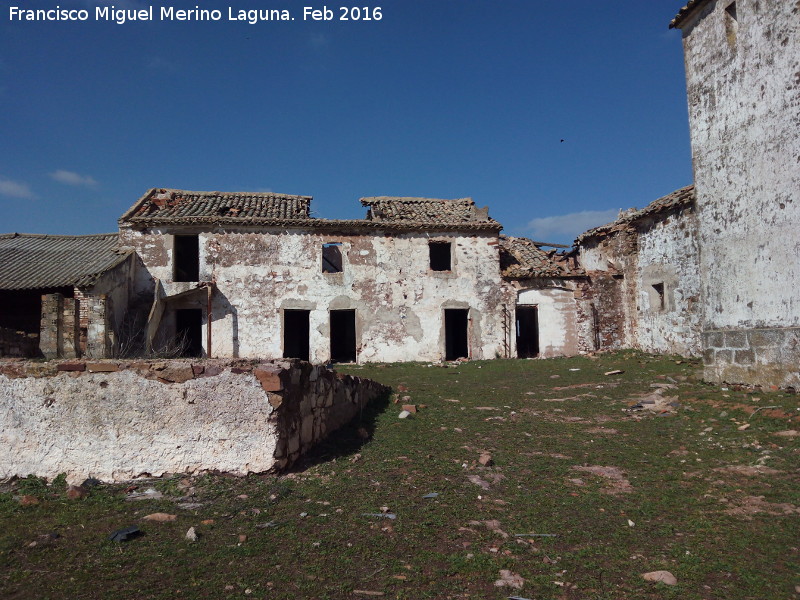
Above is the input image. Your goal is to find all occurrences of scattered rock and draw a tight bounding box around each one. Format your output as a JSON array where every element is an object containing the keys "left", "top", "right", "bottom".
[
  {"left": 143, "top": 513, "right": 177, "bottom": 522},
  {"left": 466, "top": 475, "right": 491, "bottom": 490},
  {"left": 238, "top": 534, "right": 248, "bottom": 543},
  {"left": 478, "top": 453, "right": 493, "bottom": 466},
  {"left": 185, "top": 527, "right": 198, "bottom": 541},
  {"left": 201, "top": 519, "right": 215, "bottom": 525},
  {"left": 401, "top": 404, "right": 417, "bottom": 414},
  {"left": 737, "top": 423, "right": 751, "bottom": 431},
  {"left": 126, "top": 488, "right": 163, "bottom": 501},
  {"left": 109, "top": 525, "right": 141, "bottom": 542},
  {"left": 66, "top": 485, "right": 89, "bottom": 500},
  {"left": 642, "top": 570, "right": 677, "bottom": 585},
  {"left": 494, "top": 569, "right": 524, "bottom": 589},
  {"left": 604, "top": 370, "right": 625, "bottom": 376},
  {"left": 773, "top": 430, "right": 798, "bottom": 437},
  {"left": 398, "top": 410, "right": 411, "bottom": 419}
]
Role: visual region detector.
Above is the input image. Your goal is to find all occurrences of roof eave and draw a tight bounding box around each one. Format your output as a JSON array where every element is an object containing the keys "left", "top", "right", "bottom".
[{"left": 669, "top": 0, "right": 710, "bottom": 29}]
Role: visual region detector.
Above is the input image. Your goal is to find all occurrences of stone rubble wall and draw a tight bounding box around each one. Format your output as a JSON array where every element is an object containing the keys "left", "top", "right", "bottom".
[{"left": 0, "top": 359, "right": 388, "bottom": 483}]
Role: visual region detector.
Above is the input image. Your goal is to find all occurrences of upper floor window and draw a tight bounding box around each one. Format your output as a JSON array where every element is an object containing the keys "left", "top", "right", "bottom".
[
  {"left": 429, "top": 241, "right": 452, "bottom": 271},
  {"left": 174, "top": 234, "right": 199, "bottom": 282},
  {"left": 322, "top": 242, "right": 343, "bottom": 273}
]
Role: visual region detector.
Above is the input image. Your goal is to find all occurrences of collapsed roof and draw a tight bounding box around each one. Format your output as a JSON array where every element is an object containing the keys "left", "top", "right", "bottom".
[{"left": 499, "top": 235, "right": 584, "bottom": 279}]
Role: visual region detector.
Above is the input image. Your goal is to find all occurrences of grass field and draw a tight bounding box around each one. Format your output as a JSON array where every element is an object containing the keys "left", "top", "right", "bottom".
[{"left": 1, "top": 352, "right": 798, "bottom": 599}]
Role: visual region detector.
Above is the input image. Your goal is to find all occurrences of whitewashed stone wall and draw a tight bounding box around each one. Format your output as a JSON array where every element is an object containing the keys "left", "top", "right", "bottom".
[
  {"left": 634, "top": 210, "right": 701, "bottom": 356},
  {"left": 678, "top": 0, "right": 800, "bottom": 386},
  {"left": 0, "top": 359, "right": 387, "bottom": 483},
  {"left": 516, "top": 284, "right": 580, "bottom": 358},
  {"left": 119, "top": 226, "right": 508, "bottom": 363}
]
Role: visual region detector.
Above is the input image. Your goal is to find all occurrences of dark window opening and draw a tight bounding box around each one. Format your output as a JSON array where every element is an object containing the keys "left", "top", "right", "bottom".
[
  {"left": 444, "top": 308, "right": 469, "bottom": 360},
  {"left": 330, "top": 309, "right": 356, "bottom": 363},
  {"left": 515, "top": 306, "right": 539, "bottom": 358},
  {"left": 652, "top": 282, "right": 665, "bottom": 311},
  {"left": 0, "top": 288, "right": 71, "bottom": 334},
  {"left": 322, "top": 243, "right": 343, "bottom": 273},
  {"left": 174, "top": 235, "right": 200, "bottom": 282},
  {"left": 175, "top": 308, "right": 203, "bottom": 357},
  {"left": 429, "top": 241, "right": 452, "bottom": 271},
  {"left": 283, "top": 310, "right": 310, "bottom": 361}
]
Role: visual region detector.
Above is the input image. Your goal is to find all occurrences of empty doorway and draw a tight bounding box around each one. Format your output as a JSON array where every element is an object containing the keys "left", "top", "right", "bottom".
[
  {"left": 516, "top": 306, "right": 539, "bottom": 358},
  {"left": 175, "top": 308, "right": 203, "bottom": 357},
  {"left": 444, "top": 308, "right": 469, "bottom": 360},
  {"left": 330, "top": 309, "right": 356, "bottom": 363},
  {"left": 283, "top": 310, "right": 310, "bottom": 361}
]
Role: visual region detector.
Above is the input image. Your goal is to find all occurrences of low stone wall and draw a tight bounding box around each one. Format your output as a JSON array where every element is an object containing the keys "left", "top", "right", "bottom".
[
  {"left": 702, "top": 326, "right": 800, "bottom": 388},
  {"left": 0, "top": 359, "right": 388, "bottom": 483}
]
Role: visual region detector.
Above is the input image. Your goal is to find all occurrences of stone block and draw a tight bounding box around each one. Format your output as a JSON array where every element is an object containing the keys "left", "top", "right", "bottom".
[
  {"left": 87, "top": 362, "right": 120, "bottom": 373},
  {"left": 723, "top": 331, "right": 748, "bottom": 348},
  {"left": 734, "top": 349, "right": 755, "bottom": 365},
  {"left": 202, "top": 365, "right": 225, "bottom": 377},
  {"left": 253, "top": 368, "right": 283, "bottom": 392},
  {"left": 748, "top": 329, "right": 782, "bottom": 348},
  {"left": 703, "top": 331, "right": 723, "bottom": 349},
  {"left": 268, "top": 394, "right": 282, "bottom": 409},
  {"left": 300, "top": 418, "right": 314, "bottom": 445},
  {"left": 714, "top": 349, "right": 733, "bottom": 364},
  {"left": 159, "top": 364, "right": 195, "bottom": 383},
  {"left": 57, "top": 362, "right": 86, "bottom": 372}
]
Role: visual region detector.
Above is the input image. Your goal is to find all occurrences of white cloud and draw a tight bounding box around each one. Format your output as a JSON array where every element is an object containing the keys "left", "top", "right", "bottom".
[
  {"left": 0, "top": 177, "right": 35, "bottom": 199},
  {"left": 50, "top": 169, "right": 98, "bottom": 188},
  {"left": 526, "top": 208, "right": 620, "bottom": 243}
]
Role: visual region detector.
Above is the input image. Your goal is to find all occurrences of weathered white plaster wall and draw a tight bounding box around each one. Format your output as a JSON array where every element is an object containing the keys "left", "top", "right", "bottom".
[
  {"left": 120, "top": 226, "right": 507, "bottom": 363},
  {"left": 634, "top": 211, "right": 701, "bottom": 356},
  {"left": 0, "top": 359, "right": 388, "bottom": 483},
  {"left": 516, "top": 284, "right": 580, "bottom": 358},
  {"left": 0, "top": 369, "right": 276, "bottom": 483},
  {"left": 680, "top": 0, "right": 800, "bottom": 385}
]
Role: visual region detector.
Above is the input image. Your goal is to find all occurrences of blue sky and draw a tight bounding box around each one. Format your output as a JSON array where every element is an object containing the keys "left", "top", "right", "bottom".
[{"left": 0, "top": 1, "right": 693, "bottom": 245}]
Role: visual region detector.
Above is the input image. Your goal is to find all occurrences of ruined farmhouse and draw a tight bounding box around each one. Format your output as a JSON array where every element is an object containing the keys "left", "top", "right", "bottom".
[{"left": 0, "top": 0, "right": 796, "bottom": 389}]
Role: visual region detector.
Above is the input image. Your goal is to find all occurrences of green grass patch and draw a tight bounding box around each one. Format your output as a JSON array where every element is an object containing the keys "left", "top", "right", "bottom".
[{"left": 1, "top": 352, "right": 797, "bottom": 599}]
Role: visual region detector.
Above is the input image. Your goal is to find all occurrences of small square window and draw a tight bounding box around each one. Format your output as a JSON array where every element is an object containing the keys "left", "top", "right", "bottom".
[
  {"left": 652, "top": 282, "right": 665, "bottom": 311},
  {"left": 322, "top": 243, "right": 343, "bottom": 273},
  {"left": 429, "top": 241, "right": 452, "bottom": 271}
]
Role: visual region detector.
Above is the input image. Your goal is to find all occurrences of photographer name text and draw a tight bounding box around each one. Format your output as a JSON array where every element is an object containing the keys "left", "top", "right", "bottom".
[{"left": 8, "top": 5, "right": 383, "bottom": 25}]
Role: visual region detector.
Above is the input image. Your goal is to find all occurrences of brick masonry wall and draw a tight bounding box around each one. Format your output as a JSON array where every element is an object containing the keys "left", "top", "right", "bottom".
[{"left": 0, "top": 359, "right": 388, "bottom": 483}]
